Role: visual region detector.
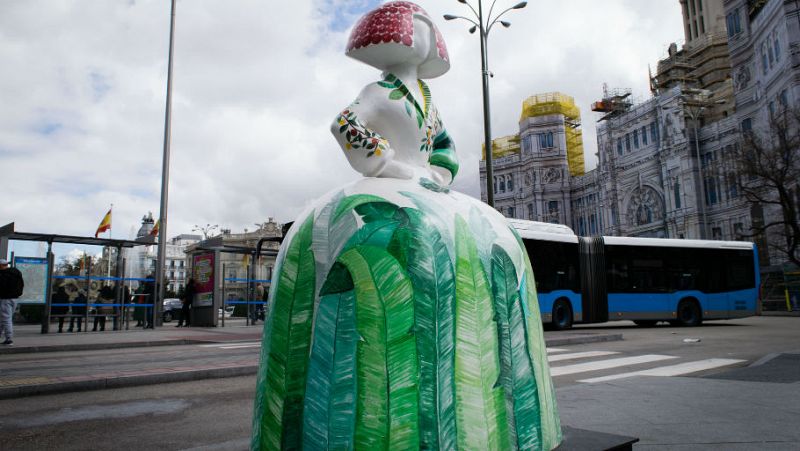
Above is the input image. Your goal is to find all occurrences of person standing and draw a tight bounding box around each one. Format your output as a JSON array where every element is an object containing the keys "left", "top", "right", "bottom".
[
  {"left": 176, "top": 278, "right": 195, "bottom": 327},
  {"left": 68, "top": 290, "right": 87, "bottom": 333},
  {"left": 0, "top": 258, "right": 24, "bottom": 345},
  {"left": 51, "top": 285, "right": 70, "bottom": 333}
]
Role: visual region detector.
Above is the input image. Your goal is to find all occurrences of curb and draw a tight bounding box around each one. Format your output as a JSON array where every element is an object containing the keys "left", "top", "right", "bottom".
[
  {"left": 0, "top": 339, "right": 207, "bottom": 355},
  {"left": 545, "top": 333, "right": 624, "bottom": 347},
  {"left": 0, "top": 332, "right": 622, "bottom": 400},
  {"left": 0, "top": 365, "right": 259, "bottom": 400}
]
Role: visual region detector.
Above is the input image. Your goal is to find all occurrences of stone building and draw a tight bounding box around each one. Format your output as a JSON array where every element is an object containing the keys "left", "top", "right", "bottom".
[
  {"left": 132, "top": 212, "right": 201, "bottom": 293},
  {"left": 184, "top": 218, "right": 283, "bottom": 302},
  {"left": 480, "top": 0, "right": 799, "bottom": 267}
]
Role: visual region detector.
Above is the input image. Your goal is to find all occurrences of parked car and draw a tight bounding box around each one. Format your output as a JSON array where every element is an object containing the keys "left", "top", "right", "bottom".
[
  {"left": 162, "top": 298, "right": 182, "bottom": 322},
  {"left": 218, "top": 306, "right": 234, "bottom": 318}
]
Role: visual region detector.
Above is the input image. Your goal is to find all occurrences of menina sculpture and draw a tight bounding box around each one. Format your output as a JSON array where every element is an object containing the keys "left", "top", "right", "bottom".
[{"left": 251, "top": 2, "right": 561, "bottom": 450}]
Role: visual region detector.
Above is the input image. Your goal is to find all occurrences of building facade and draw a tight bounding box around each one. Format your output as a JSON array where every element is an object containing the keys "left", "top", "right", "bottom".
[
  {"left": 479, "top": 0, "right": 800, "bottom": 267},
  {"left": 133, "top": 212, "right": 201, "bottom": 293}
]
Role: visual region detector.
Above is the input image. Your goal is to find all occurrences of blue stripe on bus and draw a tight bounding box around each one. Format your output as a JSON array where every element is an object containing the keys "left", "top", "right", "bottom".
[
  {"left": 537, "top": 290, "right": 582, "bottom": 315},
  {"left": 607, "top": 288, "right": 758, "bottom": 317}
]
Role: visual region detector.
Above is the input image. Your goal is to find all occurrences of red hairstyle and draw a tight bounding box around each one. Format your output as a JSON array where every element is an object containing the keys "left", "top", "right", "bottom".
[{"left": 346, "top": 1, "right": 450, "bottom": 78}]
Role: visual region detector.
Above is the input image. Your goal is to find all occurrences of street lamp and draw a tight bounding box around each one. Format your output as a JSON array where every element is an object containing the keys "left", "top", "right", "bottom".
[
  {"left": 444, "top": 1, "right": 528, "bottom": 208},
  {"left": 192, "top": 224, "right": 219, "bottom": 240}
]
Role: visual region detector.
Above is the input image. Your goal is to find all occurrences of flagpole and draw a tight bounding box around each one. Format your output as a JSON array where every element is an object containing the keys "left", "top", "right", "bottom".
[
  {"left": 155, "top": 0, "right": 177, "bottom": 328},
  {"left": 107, "top": 204, "right": 112, "bottom": 284}
]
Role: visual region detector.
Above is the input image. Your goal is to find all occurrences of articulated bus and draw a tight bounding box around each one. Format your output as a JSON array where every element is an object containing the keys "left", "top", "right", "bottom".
[{"left": 509, "top": 219, "right": 760, "bottom": 330}]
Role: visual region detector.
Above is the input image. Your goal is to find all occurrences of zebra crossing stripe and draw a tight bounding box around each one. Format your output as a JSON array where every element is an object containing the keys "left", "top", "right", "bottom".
[
  {"left": 577, "top": 358, "right": 746, "bottom": 383},
  {"left": 198, "top": 341, "right": 261, "bottom": 349},
  {"left": 548, "top": 351, "right": 620, "bottom": 362},
  {"left": 550, "top": 354, "right": 676, "bottom": 377},
  {"left": 546, "top": 348, "right": 569, "bottom": 354}
]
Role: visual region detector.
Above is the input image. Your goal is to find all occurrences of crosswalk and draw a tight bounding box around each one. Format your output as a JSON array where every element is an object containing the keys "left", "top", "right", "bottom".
[
  {"left": 546, "top": 348, "right": 744, "bottom": 383},
  {"left": 198, "top": 341, "right": 261, "bottom": 350},
  {"left": 197, "top": 343, "right": 744, "bottom": 383}
]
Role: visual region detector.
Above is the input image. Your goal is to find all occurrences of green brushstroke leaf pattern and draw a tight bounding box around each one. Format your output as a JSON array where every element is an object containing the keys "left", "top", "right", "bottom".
[
  {"left": 341, "top": 219, "right": 400, "bottom": 254},
  {"left": 401, "top": 208, "right": 457, "bottom": 450},
  {"left": 332, "top": 194, "right": 388, "bottom": 223},
  {"left": 254, "top": 214, "right": 317, "bottom": 451},
  {"left": 469, "top": 206, "right": 498, "bottom": 276},
  {"left": 514, "top": 229, "right": 562, "bottom": 449},
  {"left": 338, "top": 246, "right": 420, "bottom": 450},
  {"left": 302, "top": 289, "right": 358, "bottom": 450},
  {"left": 492, "top": 245, "right": 542, "bottom": 450},
  {"left": 453, "top": 215, "right": 509, "bottom": 451},
  {"left": 313, "top": 191, "right": 358, "bottom": 295}
]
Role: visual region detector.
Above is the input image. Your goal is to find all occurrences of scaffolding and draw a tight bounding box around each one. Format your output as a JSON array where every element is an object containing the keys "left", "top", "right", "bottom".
[
  {"left": 591, "top": 84, "right": 633, "bottom": 121},
  {"left": 481, "top": 134, "right": 520, "bottom": 160},
  {"left": 520, "top": 92, "right": 585, "bottom": 177}
]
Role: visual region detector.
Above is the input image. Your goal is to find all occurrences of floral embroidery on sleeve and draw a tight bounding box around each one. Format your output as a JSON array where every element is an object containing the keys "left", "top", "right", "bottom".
[{"left": 335, "top": 107, "right": 389, "bottom": 158}]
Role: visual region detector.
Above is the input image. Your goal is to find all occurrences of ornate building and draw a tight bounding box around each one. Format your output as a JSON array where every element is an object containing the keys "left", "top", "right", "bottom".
[{"left": 480, "top": 0, "right": 800, "bottom": 267}]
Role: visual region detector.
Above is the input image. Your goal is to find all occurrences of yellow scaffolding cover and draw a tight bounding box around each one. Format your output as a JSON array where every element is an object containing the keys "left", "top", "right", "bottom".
[
  {"left": 519, "top": 92, "right": 586, "bottom": 177},
  {"left": 482, "top": 134, "right": 520, "bottom": 160}
]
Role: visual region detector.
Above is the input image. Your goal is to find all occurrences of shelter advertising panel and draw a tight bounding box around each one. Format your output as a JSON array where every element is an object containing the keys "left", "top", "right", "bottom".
[
  {"left": 193, "top": 253, "right": 214, "bottom": 307},
  {"left": 14, "top": 256, "right": 47, "bottom": 304}
]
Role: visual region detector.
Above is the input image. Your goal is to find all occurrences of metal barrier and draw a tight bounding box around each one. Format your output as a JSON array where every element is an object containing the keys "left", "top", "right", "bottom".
[{"left": 220, "top": 263, "right": 270, "bottom": 327}]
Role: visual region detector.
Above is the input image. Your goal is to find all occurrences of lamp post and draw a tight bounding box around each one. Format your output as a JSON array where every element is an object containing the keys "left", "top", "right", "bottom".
[
  {"left": 192, "top": 224, "right": 219, "bottom": 240},
  {"left": 444, "top": 0, "right": 528, "bottom": 208},
  {"left": 155, "top": 0, "right": 177, "bottom": 328}
]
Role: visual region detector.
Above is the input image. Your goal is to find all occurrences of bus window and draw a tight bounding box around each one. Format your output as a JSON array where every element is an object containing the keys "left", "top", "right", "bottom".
[
  {"left": 524, "top": 239, "right": 579, "bottom": 293},
  {"left": 726, "top": 250, "right": 755, "bottom": 290}
]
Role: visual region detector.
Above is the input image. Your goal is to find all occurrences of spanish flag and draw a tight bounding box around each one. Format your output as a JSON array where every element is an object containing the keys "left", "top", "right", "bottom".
[
  {"left": 150, "top": 219, "right": 160, "bottom": 237},
  {"left": 95, "top": 208, "right": 112, "bottom": 238}
]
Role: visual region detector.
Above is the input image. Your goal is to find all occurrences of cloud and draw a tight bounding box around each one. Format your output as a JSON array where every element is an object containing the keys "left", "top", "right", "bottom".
[{"left": 1, "top": 0, "right": 683, "bottom": 254}]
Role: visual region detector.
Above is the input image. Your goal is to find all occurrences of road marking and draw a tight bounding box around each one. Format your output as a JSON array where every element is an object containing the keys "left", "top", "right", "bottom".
[
  {"left": 546, "top": 348, "right": 569, "bottom": 354},
  {"left": 548, "top": 351, "right": 620, "bottom": 362},
  {"left": 577, "top": 358, "right": 745, "bottom": 383},
  {"left": 550, "top": 354, "right": 676, "bottom": 377},
  {"left": 198, "top": 341, "right": 261, "bottom": 349}
]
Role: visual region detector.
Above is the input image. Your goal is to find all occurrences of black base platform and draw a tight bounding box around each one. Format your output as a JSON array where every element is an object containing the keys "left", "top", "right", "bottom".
[{"left": 555, "top": 426, "right": 639, "bottom": 451}]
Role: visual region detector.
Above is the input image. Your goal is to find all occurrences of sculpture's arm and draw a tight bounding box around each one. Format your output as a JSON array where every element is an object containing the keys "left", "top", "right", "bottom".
[
  {"left": 428, "top": 113, "right": 459, "bottom": 186},
  {"left": 331, "top": 98, "right": 393, "bottom": 178}
]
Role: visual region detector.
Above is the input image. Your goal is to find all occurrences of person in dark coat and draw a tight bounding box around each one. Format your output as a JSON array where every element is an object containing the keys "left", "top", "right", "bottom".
[
  {"left": 68, "top": 290, "right": 87, "bottom": 332},
  {"left": 93, "top": 285, "right": 114, "bottom": 332},
  {"left": 177, "top": 278, "right": 196, "bottom": 327},
  {"left": 51, "top": 285, "right": 70, "bottom": 333}
]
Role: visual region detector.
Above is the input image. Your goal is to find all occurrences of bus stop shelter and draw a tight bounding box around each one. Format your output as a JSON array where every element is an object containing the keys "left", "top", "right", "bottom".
[
  {"left": 1, "top": 222, "right": 155, "bottom": 334},
  {"left": 186, "top": 235, "right": 279, "bottom": 327}
]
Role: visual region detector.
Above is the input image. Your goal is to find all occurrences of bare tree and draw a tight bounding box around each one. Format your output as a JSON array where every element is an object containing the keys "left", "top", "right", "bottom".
[{"left": 735, "top": 107, "right": 800, "bottom": 267}]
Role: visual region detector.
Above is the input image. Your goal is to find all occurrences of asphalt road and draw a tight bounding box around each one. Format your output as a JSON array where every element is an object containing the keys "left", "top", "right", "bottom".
[{"left": 0, "top": 316, "right": 797, "bottom": 450}]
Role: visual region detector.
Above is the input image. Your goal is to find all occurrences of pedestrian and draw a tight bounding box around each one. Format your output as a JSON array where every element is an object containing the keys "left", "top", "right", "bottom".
[
  {"left": 69, "top": 290, "right": 87, "bottom": 332},
  {"left": 92, "top": 285, "right": 113, "bottom": 332},
  {"left": 176, "top": 278, "right": 195, "bottom": 327},
  {"left": 0, "top": 258, "right": 24, "bottom": 345},
  {"left": 141, "top": 275, "right": 155, "bottom": 328},
  {"left": 252, "top": 283, "right": 265, "bottom": 325},
  {"left": 51, "top": 285, "right": 70, "bottom": 333}
]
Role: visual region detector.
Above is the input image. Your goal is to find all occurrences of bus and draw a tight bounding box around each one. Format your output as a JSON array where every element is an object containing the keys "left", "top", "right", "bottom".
[{"left": 509, "top": 219, "right": 760, "bottom": 330}]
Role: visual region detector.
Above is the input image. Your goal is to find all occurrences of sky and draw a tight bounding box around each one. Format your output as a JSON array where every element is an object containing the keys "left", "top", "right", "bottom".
[{"left": 1, "top": 0, "right": 684, "bottom": 258}]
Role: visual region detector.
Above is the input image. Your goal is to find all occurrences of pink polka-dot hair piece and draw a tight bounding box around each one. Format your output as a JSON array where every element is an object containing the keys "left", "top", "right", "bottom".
[{"left": 345, "top": 1, "right": 450, "bottom": 79}]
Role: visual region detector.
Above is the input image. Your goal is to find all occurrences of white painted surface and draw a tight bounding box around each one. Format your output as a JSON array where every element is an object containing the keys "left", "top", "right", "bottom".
[
  {"left": 550, "top": 354, "right": 676, "bottom": 376},
  {"left": 548, "top": 351, "right": 620, "bottom": 362},
  {"left": 577, "top": 358, "right": 745, "bottom": 383}
]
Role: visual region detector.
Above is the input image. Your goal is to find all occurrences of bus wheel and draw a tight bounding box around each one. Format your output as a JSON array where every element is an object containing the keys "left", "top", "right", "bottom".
[
  {"left": 552, "top": 299, "right": 573, "bottom": 330},
  {"left": 676, "top": 300, "right": 702, "bottom": 327},
  {"left": 633, "top": 320, "right": 657, "bottom": 327}
]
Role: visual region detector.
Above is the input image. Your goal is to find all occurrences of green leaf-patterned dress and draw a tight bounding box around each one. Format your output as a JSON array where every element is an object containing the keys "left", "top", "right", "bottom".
[{"left": 251, "top": 172, "right": 562, "bottom": 450}]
